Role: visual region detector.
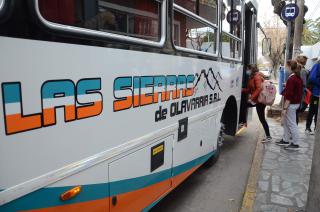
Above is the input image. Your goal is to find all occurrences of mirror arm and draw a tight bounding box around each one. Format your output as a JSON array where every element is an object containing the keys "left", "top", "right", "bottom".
[{"left": 257, "top": 22, "right": 267, "bottom": 38}]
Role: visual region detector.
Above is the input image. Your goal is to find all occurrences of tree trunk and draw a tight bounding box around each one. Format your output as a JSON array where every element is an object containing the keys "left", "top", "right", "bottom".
[{"left": 293, "top": 0, "right": 305, "bottom": 58}]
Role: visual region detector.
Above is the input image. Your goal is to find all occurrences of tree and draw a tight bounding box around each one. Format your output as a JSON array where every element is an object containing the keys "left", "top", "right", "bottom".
[
  {"left": 187, "top": 30, "right": 218, "bottom": 52},
  {"left": 186, "top": 29, "right": 211, "bottom": 51},
  {"left": 302, "top": 17, "right": 320, "bottom": 45},
  {"left": 261, "top": 15, "right": 287, "bottom": 79},
  {"left": 202, "top": 31, "right": 216, "bottom": 42}
]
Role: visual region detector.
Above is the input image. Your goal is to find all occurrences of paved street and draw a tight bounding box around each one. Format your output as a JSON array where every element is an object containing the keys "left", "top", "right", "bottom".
[
  {"left": 151, "top": 109, "right": 316, "bottom": 212},
  {"left": 253, "top": 117, "right": 315, "bottom": 212},
  {"left": 151, "top": 116, "right": 260, "bottom": 212}
]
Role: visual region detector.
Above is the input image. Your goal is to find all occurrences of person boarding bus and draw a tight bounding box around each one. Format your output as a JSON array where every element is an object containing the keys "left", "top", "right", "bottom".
[{"left": 242, "top": 64, "right": 272, "bottom": 143}]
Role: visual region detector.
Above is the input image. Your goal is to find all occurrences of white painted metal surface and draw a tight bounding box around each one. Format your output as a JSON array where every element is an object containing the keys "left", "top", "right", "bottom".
[{"left": 0, "top": 35, "right": 243, "bottom": 207}]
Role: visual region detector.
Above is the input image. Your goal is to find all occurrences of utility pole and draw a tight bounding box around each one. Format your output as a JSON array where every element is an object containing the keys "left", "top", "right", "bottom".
[
  {"left": 306, "top": 103, "right": 320, "bottom": 211},
  {"left": 285, "top": 21, "right": 292, "bottom": 63},
  {"left": 292, "top": 0, "right": 305, "bottom": 58}
]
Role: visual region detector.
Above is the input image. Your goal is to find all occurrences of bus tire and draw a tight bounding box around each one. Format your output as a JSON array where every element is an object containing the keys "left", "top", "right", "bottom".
[{"left": 204, "top": 144, "right": 220, "bottom": 168}]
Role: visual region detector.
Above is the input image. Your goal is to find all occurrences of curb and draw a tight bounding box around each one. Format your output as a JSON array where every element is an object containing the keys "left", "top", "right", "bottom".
[{"left": 240, "top": 126, "right": 264, "bottom": 212}]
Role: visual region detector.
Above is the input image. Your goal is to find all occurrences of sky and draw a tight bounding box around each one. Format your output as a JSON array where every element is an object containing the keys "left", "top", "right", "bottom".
[
  {"left": 305, "top": 0, "right": 320, "bottom": 20},
  {"left": 256, "top": 0, "right": 320, "bottom": 60},
  {"left": 258, "top": 0, "right": 320, "bottom": 25}
]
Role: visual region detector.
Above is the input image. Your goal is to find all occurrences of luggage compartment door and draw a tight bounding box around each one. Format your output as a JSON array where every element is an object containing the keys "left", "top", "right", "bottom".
[{"left": 109, "top": 136, "right": 173, "bottom": 212}]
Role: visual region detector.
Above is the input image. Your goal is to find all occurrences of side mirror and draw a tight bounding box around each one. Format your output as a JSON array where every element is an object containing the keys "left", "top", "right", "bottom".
[{"left": 262, "top": 38, "right": 271, "bottom": 56}]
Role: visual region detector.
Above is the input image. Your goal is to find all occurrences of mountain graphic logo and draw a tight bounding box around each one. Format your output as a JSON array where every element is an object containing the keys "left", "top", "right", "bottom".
[{"left": 194, "top": 68, "right": 223, "bottom": 92}]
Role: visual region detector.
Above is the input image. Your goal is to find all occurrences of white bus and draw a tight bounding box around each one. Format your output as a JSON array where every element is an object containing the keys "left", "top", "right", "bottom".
[{"left": 0, "top": 0, "right": 262, "bottom": 211}]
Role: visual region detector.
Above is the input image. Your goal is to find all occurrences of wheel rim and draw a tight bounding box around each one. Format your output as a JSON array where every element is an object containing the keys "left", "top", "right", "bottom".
[{"left": 218, "top": 124, "right": 225, "bottom": 147}]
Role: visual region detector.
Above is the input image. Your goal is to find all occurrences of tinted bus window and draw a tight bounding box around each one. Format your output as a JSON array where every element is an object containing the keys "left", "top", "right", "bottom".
[
  {"left": 199, "top": 0, "right": 218, "bottom": 24},
  {"left": 174, "top": 10, "right": 217, "bottom": 54},
  {"left": 174, "top": 0, "right": 196, "bottom": 13},
  {"left": 38, "top": 0, "right": 161, "bottom": 41},
  {"left": 175, "top": 0, "right": 218, "bottom": 24}
]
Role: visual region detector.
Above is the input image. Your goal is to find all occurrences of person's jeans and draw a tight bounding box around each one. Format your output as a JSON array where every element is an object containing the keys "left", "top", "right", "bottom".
[
  {"left": 248, "top": 103, "right": 270, "bottom": 137},
  {"left": 283, "top": 104, "right": 300, "bottom": 144},
  {"left": 306, "top": 95, "right": 319, "bottom": 130}
]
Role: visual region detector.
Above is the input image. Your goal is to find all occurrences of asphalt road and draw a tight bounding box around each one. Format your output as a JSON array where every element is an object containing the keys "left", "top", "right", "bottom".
[{"left": 151, "top": 118, "right": 260, "bottom": 212}]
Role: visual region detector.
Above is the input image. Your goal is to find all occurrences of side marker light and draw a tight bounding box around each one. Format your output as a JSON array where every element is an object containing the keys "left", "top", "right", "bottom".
[{"left": 60, "top": 186, "right": 82, "bottom": 201}]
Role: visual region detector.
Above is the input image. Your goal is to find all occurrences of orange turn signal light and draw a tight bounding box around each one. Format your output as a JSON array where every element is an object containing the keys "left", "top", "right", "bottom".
[{"left": 60, "top": 186, "right": 82, "bottom": 201}]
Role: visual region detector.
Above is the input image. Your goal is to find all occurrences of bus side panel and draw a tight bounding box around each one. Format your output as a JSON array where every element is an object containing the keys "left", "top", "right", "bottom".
[
  {"left": 0, "top": 162, "right": 110, "bottom": 212},
  {"left": 109, "top": 136, "right": 173, "bottom": 211},
  {"left": 0, "top": 36, "right": 243, "bottom": 210}
]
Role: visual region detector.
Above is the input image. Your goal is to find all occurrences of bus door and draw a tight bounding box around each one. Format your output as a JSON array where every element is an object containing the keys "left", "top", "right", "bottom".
[{"left": 239, "top": 4, "right": 257, "bottom": 126}]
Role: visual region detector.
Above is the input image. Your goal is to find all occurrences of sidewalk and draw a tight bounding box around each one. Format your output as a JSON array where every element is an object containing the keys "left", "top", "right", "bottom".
[{"left": 253, "top": 117, "right": 315, "bottom": 211}]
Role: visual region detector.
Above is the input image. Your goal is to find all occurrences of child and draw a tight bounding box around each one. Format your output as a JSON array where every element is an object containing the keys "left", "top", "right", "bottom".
[{"left": 277, "top": 60, "right": 303, "bottom": 150}]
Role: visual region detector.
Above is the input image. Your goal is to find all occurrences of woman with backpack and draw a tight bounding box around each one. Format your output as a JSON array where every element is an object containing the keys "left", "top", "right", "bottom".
[
  {"left": 242, "top": 64, "right": 272, "bottom": 142},
  {"left": 277, "top": 60, "right": 303, "bottom": 150}
]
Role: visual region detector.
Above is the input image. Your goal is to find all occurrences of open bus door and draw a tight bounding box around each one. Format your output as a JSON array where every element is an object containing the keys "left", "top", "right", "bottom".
[
  {"left": 239, "top": 3, "right": 257, "bottom": 128},
  {"left": 239, "top": 3, "right": 271, "bottom": 129}
]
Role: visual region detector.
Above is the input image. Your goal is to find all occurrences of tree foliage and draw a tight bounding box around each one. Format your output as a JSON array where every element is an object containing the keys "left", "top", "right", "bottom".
[
  {"left": 202, "top": 32, "right": 216, "bottom": 42},
  {"left": 302, "top": 18, "right": 320, "bottom": 45},
  {"left": 262, "top": 15, "right": 287, "bottom": 78}
]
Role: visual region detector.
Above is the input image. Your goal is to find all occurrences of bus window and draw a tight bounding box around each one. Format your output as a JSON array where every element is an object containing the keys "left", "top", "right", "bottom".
[
  {"left": 221, "top": 0, "right": 242, "bottom": 37},
  {"left": 199, "top": 0, "right": 218, "bottom": 24},
  {"left": 38, "top": 0, "right": 162, "bottom": 42},
  {"left": 174, "top": 0, "right": 196, "bottom": 13},
  {"left": 173, "top": 3, "right": 218, "bottom": 56},
  {"left": 174, "top": 0, "right": 218, "bottom": 24},
  {"left": 221, "top": 32, "right": 241, "bottom": 59},
  {"left": 174, "top": 10, "right": 217, "bottom": 54},
  {"left": 221, "top": 0, "right": 243, "bottom": 60}
]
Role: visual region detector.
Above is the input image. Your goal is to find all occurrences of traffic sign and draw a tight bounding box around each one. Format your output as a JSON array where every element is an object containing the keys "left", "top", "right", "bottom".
[
  {"left": 281, "top": 3, "right": 299, "bottom": 21},
  {"left": 227, "top": 10, "right": 241, "bottom": 25}
]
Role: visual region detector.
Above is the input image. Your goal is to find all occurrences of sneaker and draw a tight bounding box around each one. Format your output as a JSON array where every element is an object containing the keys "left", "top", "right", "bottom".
[
  {"left": 284, "top": 143, "right": 300, "bottom": 150},
  {"left": 276, "top": 139, "right": 290, "bottom": 146},
  {"left": 262, "top": 136, "right": 272, "bottom": 143},
  {"left": 305, "top": 128, "right": 314, "bottom": 135}
]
